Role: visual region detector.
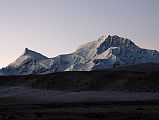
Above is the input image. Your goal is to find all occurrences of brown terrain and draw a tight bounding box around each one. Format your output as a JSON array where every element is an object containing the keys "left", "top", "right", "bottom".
[
  {"left": 1, "top": 101, "right": 159, "bottom": 120},
  {"left": 0, "top": 63, "right": 159, "bottom": 92},
  {"left": 0, "top": 63, "right": 159, "bottom": 120}
]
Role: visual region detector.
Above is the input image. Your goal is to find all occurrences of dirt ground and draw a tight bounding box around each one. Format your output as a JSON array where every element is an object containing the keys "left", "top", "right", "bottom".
[{"left": 0, "top": 101, "right": 159, "bottom": 120}]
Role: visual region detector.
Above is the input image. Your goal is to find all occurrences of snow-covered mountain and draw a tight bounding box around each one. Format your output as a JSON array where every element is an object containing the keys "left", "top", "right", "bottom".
[
  {"left": 0, "top": 35, "right": 159, "bottom": 75},
  {"left": 0, "top": 48, "right": 48, "bottom": 75}
]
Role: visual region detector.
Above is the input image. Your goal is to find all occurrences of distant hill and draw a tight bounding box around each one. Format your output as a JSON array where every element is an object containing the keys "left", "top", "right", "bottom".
[{"left": 0, "top": 63, "right": 159, "bottom": 92}]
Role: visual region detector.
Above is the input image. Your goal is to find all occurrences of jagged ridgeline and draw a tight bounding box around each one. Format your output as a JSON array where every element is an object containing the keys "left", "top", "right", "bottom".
[{"left": 0, "top": 35, "right": 159, "bottom": 75}]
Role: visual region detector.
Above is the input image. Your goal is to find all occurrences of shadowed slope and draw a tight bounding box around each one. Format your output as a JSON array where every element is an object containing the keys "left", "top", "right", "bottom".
[{"left": 0, "top": 63, "right": 159, "bottom": 92}]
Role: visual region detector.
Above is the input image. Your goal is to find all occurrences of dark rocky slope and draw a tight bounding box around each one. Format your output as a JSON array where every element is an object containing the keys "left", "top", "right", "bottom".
[{"left": 0, "top": 63, "right": 158, "bottom": 92}]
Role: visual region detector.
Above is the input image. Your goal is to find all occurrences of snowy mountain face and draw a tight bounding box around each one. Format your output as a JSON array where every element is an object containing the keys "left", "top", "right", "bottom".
[
  {"left": 0, "top": 48, "right": 48, "bottom": 75},
  {"left": 0, "top": 35, "right": 159, "bottom": 75}
]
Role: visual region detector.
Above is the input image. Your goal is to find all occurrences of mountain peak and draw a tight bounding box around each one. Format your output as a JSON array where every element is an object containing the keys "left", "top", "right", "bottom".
[
  {"left": 6, "top": 48, "right": 48, "bottom": 68},
  {"left": 98, "top": 35, "right": 137, "bottom": 50},
  {"left": 23, "top": 48, "right": 30, "bottom": 55},
  {"left": 24, "top": 48, "right": 29, "bottom": 53},
  {"left": 21, "top": 48, "right": 48, "bottom": 61}
]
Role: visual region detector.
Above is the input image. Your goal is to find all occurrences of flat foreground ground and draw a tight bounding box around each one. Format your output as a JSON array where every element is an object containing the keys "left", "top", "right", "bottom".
[{"left": 0, "top": 101, "right": 159, "bottom": 120}]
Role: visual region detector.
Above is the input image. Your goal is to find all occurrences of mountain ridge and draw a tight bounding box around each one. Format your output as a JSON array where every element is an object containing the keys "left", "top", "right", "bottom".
[{"left": 0, "top": 35, "right": 159, "bottom": 75}]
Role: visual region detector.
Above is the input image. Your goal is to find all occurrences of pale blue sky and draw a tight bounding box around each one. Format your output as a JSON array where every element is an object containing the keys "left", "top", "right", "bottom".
[{"left": 0, "top": 0, "right": 159, "bottom": 68}]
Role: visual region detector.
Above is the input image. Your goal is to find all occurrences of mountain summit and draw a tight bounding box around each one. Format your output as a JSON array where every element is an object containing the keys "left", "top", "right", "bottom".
[
  {"left": 8, "top": 48, "right": 48, "bottom": 67},
  {"left": 0, "top": 35, "right": 159, "bottom": 75},
  {"left": 0, "top": 48, "right": 48, "bottom": 75},
  {"left": 22, "top": 48, "right": 48, "bottom": 61}
]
